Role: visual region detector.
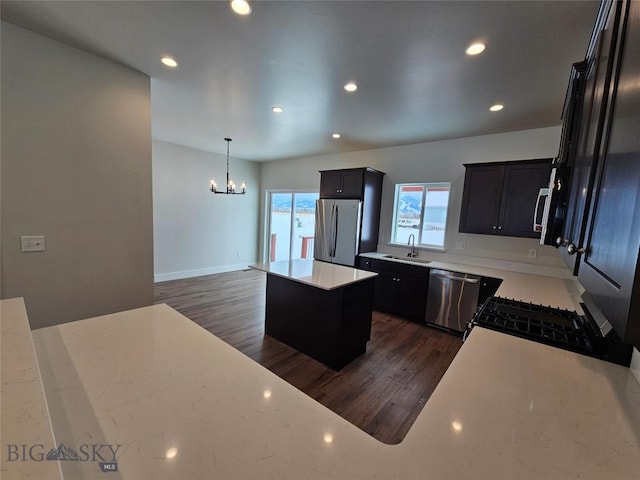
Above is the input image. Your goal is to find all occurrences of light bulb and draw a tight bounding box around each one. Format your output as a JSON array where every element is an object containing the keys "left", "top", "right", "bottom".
[{"left": 230, "top": 0, "right": 251, "bottom": 15}]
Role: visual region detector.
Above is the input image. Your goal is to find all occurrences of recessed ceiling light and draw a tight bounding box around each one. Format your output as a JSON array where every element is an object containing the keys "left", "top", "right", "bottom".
[
  {"left": 161, "top": 57, "right": 178, "bottom": 68},
  {"left": 344, "top": 82, "right": 358, "bottom": 92},
  {"left": 465, "top": 43, "right": 486, "bottom": 56},
  {"left": 165, "top": 447, "right": 178, "bottom": 459},
  {"left": 230, "top": 0, "right": 252, "bottom": 15},
  {"left": 272, "top": 106, "right": 283, "bottom": 113},
  {"left": 489, "top": 104, "right": 504, "bottom": 112},
  {"left": 332, "top": 133, "right": 341, "bottom": 139}
]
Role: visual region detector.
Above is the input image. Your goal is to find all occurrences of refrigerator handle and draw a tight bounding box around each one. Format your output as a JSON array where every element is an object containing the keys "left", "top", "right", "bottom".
[
  {"left": 332, "top": 205, "right": 339, "bottom": 257},
  {"left": 328, "top": 204, "right": 335, "bottom": 257}
]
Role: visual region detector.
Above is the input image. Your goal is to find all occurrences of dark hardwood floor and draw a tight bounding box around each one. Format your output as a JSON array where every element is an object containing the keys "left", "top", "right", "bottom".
[{"left": 154, "top": 269, "right": 463, "bottom": 445}]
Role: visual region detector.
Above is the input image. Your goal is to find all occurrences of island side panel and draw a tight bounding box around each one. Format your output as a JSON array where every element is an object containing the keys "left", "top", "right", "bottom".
[
  {"left": 340, "top": 277, "right": 375, "bottom": 344},
  {"left": 264, "top": 274, "right": 374, "bottom": 370}
]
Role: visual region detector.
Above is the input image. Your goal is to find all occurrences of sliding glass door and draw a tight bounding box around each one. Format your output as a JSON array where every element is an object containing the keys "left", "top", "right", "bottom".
[{"left": 268, "top": 191, "right": 319, "bottom": 262}]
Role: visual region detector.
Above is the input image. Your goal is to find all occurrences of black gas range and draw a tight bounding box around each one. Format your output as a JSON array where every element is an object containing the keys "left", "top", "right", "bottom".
[{"left": 466, "top": 296, "right": 633, "bottom": 366}]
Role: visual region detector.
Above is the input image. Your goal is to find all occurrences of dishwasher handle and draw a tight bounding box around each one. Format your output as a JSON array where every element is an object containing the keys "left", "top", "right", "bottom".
[{"left": 431, "top": 273, "right": 479, "bottom": 284}]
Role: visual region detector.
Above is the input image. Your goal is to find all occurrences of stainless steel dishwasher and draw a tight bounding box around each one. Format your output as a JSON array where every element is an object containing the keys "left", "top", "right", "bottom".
[{"left": 426, "top": 269, "right": 481, "bottom": 332}]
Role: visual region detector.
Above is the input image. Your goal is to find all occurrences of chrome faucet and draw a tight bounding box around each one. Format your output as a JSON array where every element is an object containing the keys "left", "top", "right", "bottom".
[{"left": 407, "top": 234, "right": 417, "bottom": 257}]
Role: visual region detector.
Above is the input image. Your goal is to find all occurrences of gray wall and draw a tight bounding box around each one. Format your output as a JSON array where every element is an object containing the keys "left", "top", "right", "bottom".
[
  {"left": 152, "top": 140, "right": 260, "bottom": 281},
  {"left": 261, "top": 126, "right": 567, "bottom": 272},
  {"left": 1, "top": 22, "right": 154, "bottom": 329}
]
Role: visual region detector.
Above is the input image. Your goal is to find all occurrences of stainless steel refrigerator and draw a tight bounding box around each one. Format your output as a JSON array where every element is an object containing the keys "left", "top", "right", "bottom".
[{"left": 314, "top": 199, "right": 362, "bottom": 266}]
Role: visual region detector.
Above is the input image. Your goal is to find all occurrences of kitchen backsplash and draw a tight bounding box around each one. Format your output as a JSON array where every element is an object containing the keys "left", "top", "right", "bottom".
[{"left": 378, "top": 245, "right": 574, "bottom": 280}]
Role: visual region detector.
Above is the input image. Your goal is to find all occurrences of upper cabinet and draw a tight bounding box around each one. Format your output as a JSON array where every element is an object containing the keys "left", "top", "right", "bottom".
[
  {"left": 459, "top": 159, "right": 551, "bottom": 238},
  {"left": 319, "top": 167, "right": 385, "bottom": 253},
  {"left": 320, "top": 168, "right": 370, "bottom": 198},
  {"left": 576, "top": 0, "right": 640, "bottom": 345},
  {"left": 556, "top": 2, "right": 622, "bottom": 274},
  {"left": 552, "top": 0, "right": 640, "bottom": 346}
]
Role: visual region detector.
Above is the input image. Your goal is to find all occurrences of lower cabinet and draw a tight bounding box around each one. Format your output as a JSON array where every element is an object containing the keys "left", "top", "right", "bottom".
[
  {"left": 358, "top": 256, "right": 504, "bottom": 324},
  {"left": 478, "top": 276, "right": 503, "bottom": 306},
  {"left": 358, "top": 257, "right": 429, "bottom": 322}
]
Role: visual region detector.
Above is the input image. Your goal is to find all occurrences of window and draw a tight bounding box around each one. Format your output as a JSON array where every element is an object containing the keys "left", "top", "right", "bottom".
[
  {"left": 391, "top": 183, "right": 451, "bottom": 248},
  {"left": 267, "top": 191, "right": 319, "bottom": 262}
]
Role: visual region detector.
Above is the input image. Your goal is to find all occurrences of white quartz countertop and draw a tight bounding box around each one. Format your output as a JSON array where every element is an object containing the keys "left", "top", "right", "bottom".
[
  {"left": 250, "top": 258, "right": 377, "bottom": 290},
  {"left": 360, "top": 251, "right": 584, "bottom": 312},
  {"left": 19, "top": 303, "right": 640, "bottom": 479},
  {"left": 1, "top": 298, "right": 62, "bottom": 480}
]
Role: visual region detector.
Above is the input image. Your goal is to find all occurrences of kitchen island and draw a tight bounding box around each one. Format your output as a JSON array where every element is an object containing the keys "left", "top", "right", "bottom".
[
  {"left": 250, "top": 259, "right": 378, "bottom": 370},
  {"left": 3, "top": 297, "right": 639, "bottom": 479}
]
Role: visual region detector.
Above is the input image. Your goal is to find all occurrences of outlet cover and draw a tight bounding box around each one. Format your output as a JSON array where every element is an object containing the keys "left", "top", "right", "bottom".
[
  {"left": 456, "top": 241, "right": 466, "bottom": 251},
  {"left": 21, "top": 236, "right": 46, "bottom": 252},
  {"left": 528, "top": 249, "right": 537, "bottom": 259}
]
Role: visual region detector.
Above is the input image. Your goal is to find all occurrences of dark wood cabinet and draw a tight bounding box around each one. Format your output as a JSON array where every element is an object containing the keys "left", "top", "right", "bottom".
[
  {"left": 358, "top": 257, "right": 429, "bottom": 323},
  {"left": 557, "top": 3, "right": 621, "bottom": 274},
  {"left": 542, "top": 62, "right": 588, "bottom": 251},
  {"left": 478, "top": 276, "right": 503, "bottom": 306},
  {"left": 264, "top": 273, "right": 375, "bottom": 370},
  {"left": 576, "top": 0, "right": 640, "bottom": 346},
  {"left": 396, "top": 274, "right": 430, "bottom": 321},
  {"left": 320, "top": 168, "right": 372, "bottom": 199},
  {"left": 372, "top": 272, "right": 398, "bottom": 312},
  {"left": 459, "top": 159, "right": 552, "bottom": 238},
  {"left": 357, "top": 256, "right": 373, "bottom": 270},
  {"left": 320, "top": 168, "right": 384, "bottom": 254},
  {"left": 458, "top": 164, "right": 504, "bottom": 235}
]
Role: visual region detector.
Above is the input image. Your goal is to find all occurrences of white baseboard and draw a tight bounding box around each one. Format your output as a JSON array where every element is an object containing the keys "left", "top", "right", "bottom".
[{"left": 154, "top": 263, "right": 252, "bottom": 283}]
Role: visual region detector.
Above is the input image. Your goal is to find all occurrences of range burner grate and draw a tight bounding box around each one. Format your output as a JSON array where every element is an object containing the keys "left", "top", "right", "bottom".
[{"left": 473, "top": 297, "right": 594, "bottom": 353}]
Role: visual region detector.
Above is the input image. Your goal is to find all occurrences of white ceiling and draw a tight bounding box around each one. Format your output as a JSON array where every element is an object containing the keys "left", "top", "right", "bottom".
[{"left": 1, "top": 1, "right": 599, "bottom": 162}]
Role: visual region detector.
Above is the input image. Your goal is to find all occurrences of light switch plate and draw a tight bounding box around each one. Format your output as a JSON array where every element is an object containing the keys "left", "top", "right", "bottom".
[{"left": 21, "top": 236, "right": 45, "bottom": 252}]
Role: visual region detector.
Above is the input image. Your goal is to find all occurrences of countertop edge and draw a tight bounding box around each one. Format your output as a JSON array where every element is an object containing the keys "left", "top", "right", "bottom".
[{"left": 250, "top": 259, "right": 377, "bottom": 291}]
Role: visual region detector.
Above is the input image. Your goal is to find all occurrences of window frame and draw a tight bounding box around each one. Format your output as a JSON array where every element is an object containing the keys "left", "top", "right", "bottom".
[
  {"left": 390, "top": 182, "right": 451, "bottom": 250},
  {"left": 264, "top": 189, "right": 319, "bottom": 262}
]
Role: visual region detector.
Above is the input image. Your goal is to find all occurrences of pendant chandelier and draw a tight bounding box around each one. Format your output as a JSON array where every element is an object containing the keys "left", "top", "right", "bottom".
[{"left": 210, "top": 137, "right": 246, "bottom": 195}]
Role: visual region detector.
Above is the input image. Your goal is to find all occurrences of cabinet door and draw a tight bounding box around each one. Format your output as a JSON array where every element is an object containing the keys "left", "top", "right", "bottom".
[
  {"left": 544, "top": 63, "right": 587, "bottom": 248},
  {"left": 559, "top": 56, "right": 600, "bottom": 273},
  {"left": 357, "top": 256, "right": 372, "bottom": 271},
  {"left": 559, "top": 7, "right": 619, "bottom": 273},
  {"left": 396, "top": 275, "right": 429, "bottom": 322},
  {"left": 339, "top": 170, "right": 364, "bottom": 197},
  {"left": 478, "top": 276, "right": 503, "bottom": 306},
  {"left": 578, "top": 0, "right": 640, "bottom": 345},
  {"left": 557, "top": 62, "right": 588, "bottom": 169},
  {"left": 359, "top": 169, "right": 384, "bottom": 253},
  {"left": 499, "top": 161, "right": 551, "bottom": 238},
  {"left": 373, "top": 272, "right": 398, "bottom": 312},
  {"left": 319, "top": 169, "right": 365, "bottom": 199},
  {"left": 369, "top": 259, "right": 429, "bottom": 320},
  {"left": 320, "top": 171, "right": 343, "bottom": 198},
  {"left": 459, "top": 165, "right": 504, "bottom": 234}
]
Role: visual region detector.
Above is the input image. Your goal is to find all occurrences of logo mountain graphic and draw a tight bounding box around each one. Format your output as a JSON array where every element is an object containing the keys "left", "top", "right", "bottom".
[{"left": 45, "top": 443, "right": 79, "bottom": 461}]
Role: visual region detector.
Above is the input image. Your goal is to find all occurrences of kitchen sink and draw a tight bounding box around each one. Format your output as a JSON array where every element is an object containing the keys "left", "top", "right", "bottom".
[{"left": 383, "top": 255, "right": 431, "bottom": 264}]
